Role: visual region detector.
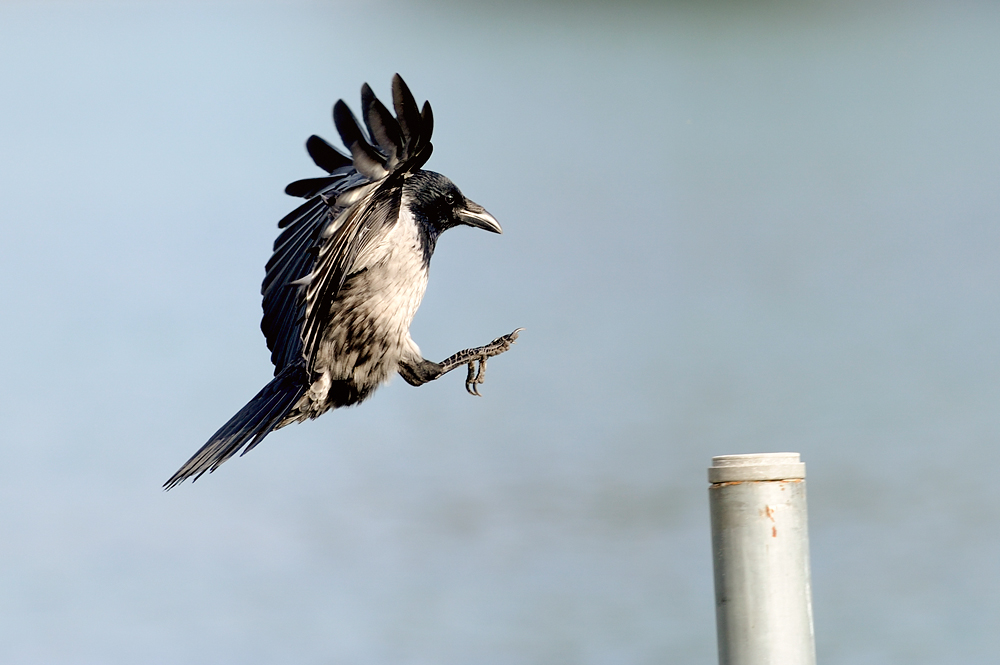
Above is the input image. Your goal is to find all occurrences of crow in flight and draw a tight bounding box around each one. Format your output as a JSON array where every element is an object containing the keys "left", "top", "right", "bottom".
[{"left": 166, "top": 75, "right": 519, "bottom": 488}]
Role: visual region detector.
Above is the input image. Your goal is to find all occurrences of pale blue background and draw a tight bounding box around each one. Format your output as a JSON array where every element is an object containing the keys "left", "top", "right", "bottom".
[{"left": 2, "top": 1, "right": 999, "bottom": 663}]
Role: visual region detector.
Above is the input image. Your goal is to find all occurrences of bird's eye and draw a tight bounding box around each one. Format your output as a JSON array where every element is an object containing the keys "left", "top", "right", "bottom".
[{"left": 445, "top": 193, "right": 456, "bottom": 205}]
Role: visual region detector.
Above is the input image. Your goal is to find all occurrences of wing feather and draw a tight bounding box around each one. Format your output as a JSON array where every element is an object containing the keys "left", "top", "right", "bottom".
[
  {"left": 306, "top": 135, "right": 352, "bottom": 173},
  {"left": 262, "top": 172, "right": 363, "bottom": 372},
  {"left": 333, "top": 100, "right": 388, "bottom": 180},
  {"left": 284, "top": 176, "right": 343, "bottom": 199},
  {"left": 391, "top": 74, "right": 422, "bottom": 159},
  {"left": 420, "top": 101, "right": 434, "bottom": 145},
  {"left": 261, "top": 200, "right": 325, "bottom": 370},
  {"left": 361, "top": 83, "right": 401, "bottom": 168}
]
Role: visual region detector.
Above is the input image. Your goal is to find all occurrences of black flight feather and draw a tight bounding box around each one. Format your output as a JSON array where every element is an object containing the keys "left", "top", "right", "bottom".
[
  {"left": 305, "top": 134, "right": 351, "bottom": 173},
  {"left": 333, "top": 100, "right": 387, "bottom": 180},
  {"left": 420, "top": 101, "right": 434, "bottom": 144},
  {"left": 284, "top": 176, "right": 342, "bottom": 198},
  {"left": 361, "top": 83, "right": 401, "bottom": 167},
  {"left": 391, "top": 74, "right": 422, "bottom": 158}
]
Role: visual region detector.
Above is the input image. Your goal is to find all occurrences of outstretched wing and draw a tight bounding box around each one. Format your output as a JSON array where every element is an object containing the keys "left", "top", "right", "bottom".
[{"left": 260, "top": 75, "right": 435, "bottom": 374}]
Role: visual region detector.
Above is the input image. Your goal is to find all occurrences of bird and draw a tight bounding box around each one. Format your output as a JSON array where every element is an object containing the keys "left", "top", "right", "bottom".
[{"left": 165, "top": 75, "right": 520, "bottom": 488}]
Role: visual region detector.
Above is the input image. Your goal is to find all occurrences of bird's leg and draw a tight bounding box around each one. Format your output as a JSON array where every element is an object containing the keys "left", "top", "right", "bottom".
[
  {"left": 398, "top": 328, "right": 522, "bottom": 393},
  {"left": 438, "top": 328, "right": 522, "bottom": 396}
]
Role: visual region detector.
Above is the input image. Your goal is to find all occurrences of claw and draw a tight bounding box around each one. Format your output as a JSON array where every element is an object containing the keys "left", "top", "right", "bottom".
[
  {"left": 465, "top": 361, "right": 478, "bottom": 396},
  {"left": 474, "top": 358, "right": 485, "bottom": 395},
  {"left": 465, "top": 356, "right": 488, "bottom": 396}
]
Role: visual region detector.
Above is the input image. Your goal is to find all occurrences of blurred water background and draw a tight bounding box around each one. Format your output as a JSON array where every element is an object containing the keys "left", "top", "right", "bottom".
[{"left": 2, "top": 1, "right": 999, "bottom": 663}]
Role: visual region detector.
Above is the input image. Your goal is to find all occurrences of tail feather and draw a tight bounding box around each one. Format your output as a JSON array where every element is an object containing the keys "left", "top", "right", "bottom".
[{"left": 165, "top": 365, "right": 308, "bottom": 489}]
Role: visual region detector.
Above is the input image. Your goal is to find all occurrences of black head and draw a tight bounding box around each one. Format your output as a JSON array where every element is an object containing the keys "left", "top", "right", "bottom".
[{"left": 404, "top": 170, "right": 502, "bottom": 235}]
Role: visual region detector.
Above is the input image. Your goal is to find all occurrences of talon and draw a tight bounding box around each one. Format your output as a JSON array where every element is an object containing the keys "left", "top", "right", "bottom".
[
  {"left": 464, "top": 356, "right": 487, "bottom": 396},
  {"left": 500, "top": 328, "right": 523, "bottom": 347},
  {"left": 465, "top": 361, "right": 477, "bottom": 395}
]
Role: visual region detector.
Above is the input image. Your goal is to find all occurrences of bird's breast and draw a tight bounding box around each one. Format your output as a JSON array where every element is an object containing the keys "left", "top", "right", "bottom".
[{"left": 312, "top": 213, "right": 430, "bottom": 394}]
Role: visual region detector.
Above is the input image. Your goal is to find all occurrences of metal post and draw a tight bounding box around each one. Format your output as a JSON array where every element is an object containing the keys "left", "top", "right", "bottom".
[{"left": 709, "top": 453, "right": 816, "bottom": 665}]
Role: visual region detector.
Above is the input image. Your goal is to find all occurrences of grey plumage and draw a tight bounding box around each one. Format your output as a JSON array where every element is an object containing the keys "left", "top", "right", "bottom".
[{"left": 165, "top": 75, "right": 520, "bottom": 489}]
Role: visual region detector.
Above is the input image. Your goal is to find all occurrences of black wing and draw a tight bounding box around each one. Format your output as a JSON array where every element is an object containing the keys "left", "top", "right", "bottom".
[
  {"left": 260, "top": 75, "right": 434, "bottom": 374},
  {"left": 261, "top": 171, "right": 363, "bottom": 373}
]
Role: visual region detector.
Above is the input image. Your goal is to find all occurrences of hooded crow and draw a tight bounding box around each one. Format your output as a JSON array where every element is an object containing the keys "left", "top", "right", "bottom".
[{"left": 165, "top": 75, "right": 520, "bottom": 488}]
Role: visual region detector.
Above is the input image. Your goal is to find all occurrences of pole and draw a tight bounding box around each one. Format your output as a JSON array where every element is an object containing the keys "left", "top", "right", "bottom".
[{"left": 709, "top": 453, "right": 816, "bottom": 665}]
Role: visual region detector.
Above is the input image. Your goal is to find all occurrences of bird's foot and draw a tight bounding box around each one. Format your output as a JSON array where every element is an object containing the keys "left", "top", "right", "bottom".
[
  {"left": 439, "top": 328, "right": 523, "bottom": 396},
  {"left": 465, "top": 357, "right": 486, "bottom": 396}
]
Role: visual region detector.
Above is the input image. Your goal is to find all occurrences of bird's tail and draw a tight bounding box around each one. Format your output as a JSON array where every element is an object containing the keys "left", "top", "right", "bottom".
[{"left": 164, "top": 365, "right": 308, "bottom": 489}]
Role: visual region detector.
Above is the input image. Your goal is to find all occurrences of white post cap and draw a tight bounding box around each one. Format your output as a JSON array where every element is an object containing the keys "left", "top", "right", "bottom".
[{"left": 708, "top": 452, "right": 806, "bottom": 483}]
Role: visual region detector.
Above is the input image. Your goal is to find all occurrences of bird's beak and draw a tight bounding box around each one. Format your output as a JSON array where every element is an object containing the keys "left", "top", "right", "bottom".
[{"left": 456, "top": 199, "right": 502, "bottom": 234}]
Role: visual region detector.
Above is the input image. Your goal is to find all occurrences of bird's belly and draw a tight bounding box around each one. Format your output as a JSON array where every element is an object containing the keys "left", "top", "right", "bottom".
[{"left": 311, "top": 238, "right": 429, "bottom": 401}]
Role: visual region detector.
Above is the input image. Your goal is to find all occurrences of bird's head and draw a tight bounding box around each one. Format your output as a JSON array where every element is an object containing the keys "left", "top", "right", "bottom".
[{"left": 404, "top": 170, "right": 502, "bottom": 235}]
